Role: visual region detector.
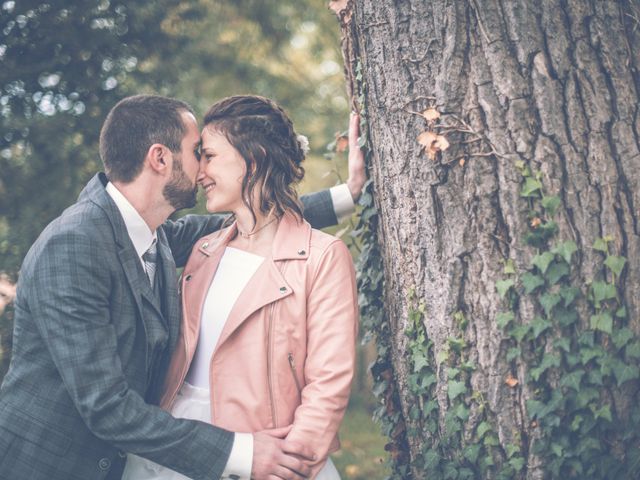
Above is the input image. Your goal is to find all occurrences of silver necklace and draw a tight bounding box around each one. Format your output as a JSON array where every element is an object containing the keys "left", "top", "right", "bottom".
[{"left": 237, "top": 217, "right": 277, "bottom": 239}]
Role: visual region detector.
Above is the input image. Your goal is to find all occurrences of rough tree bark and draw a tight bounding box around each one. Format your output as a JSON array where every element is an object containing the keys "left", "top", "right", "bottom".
[{"left": 334, "top": 0, "right": 640, "bottom": 478}]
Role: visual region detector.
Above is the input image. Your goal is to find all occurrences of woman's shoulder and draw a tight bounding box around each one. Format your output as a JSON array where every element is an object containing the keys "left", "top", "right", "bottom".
[{"left": 308, "top": 226, "right": 350, "bottom": 258}]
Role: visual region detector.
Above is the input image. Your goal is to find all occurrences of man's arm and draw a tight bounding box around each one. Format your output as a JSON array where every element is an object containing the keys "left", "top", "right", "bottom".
[
  {"left": 299, "top": 112, "right": 366, "bottom": 229},
  {"left": 27, "top": 231, "right": 312, "bottom": 480}
]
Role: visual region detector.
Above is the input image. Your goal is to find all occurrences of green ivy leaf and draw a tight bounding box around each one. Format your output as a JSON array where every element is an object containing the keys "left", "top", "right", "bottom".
[
  {"left": 564, "top": 352, "right": 580, "bottom": 368},
  {"left": 570, "top": 414, "right": 583, "bottom": 431},
  {"left": 560, "top": 369, "right": 584, "bottom": 391},
  {"left": 454, "top": 403, "right": 470, "bottom": 421},
  {"left": 532, "top": 252, "right": 555, "bottom": 274},
  {"left": 463, "top": 444, "right": 481, "bottom": 463},
  {"left": 531, "top": 316, "right": 552, "bottom": 338},
  {"left": 559, "top": 286, "right": 580, "bottom": 307},
  {"left": 496, "top": 279, "right": 515, "bottom": 298},
  {"left": 612, "top": 327, "right": 634, "bottom": 350},
  {"left": 447, "top": 380, "right": 467, "bottom": 401},
  {"left": 509, "top": 457, "right": 525, "bottom": 472},
  {"left": 551, "top": 240, "right": 578, "bottom": 264},
  {"left": 615, "top": 306, "right": 627, "bottom": 318},
  {"left": 520, "top": 177, "right": 543, "bottom": 197},
  {"left": 483, "top": 435, "right": 499, "bottom": 447},
  {"left": 539, "top": 292, "right": 561, "bottom": 317},
  {"left": 611, "top": 359, "right": 640, "bottom": 386},
  {"left": 447, "top": 337, "right": 466, "bottom": 354},
  {"left": 503, "top": 259, "right": 516, "bottom": 274},
  {"left": 496, "top": 311, "right": 515, "bottom": 329},
  {"left": 541, "top": 195, "right": 561, "bottom": 216},
  {"left": 530, "top": 354, "right": 561, "bottom": 381},
  {"left": 512, "top": 324, "right": 531, "bottom": 342},
  {"left": 626, "top": 341, "right": 640, "bottom": 359},
  {"left": 591, "top": 281, "right": 617, "bottom": 308},
  {"left": 521, "top": 272, "right": 545, "bottom": 294},
  {"left": 555, "top": 307, "right": 578, "bottom": 327},
  {"left": 590, "top": 312, "right": 613, "bottom": 334},
  {"left": 526, "top": 399, "right": 545, "bottom": 419},
  {"left": 436, "top": 348, "right": 449, "bottom": 365},
  {"left": 412, "top": 353, "right": 430, "bottom": 373},
  {"left": 545, "top": 261, "right": 570, "bottom": 285},
  {"left": 507, "top": 347, "right": 520, "bottom": 361},
  {"left": 579, "top": 331, "right": 596, "bottom": 347},
  {"left": 575, "top": 387, "right": 599, "bottom": 409},
  {"left": 551, "top": 442, "right": 564, "bottom": 457},
  {"left": 604, "top": 255, "right": 626, "bottom": 277},
  {"left": 593, "top": 237, "right": 610, "bottom": 253},
  {"left": 423, "top": 449, "right": 441, "bottom": 471},
  {"left": 580, "top": 347, "right": 603, "bottom": 364},
  {"left": 553, "top": 337, "right": 571, "bottom": 352},
  {"left": 476, "top": 421, "right": 492, "bottom": 439},
  {"left": 591, "top": 404, "right": 613, "bottom": 422},
  {"left": 587, "top": 369, "right": 604, "bottom": 386}
]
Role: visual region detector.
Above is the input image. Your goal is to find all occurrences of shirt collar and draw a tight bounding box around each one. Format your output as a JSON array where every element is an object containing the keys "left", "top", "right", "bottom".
[{"left": 105, "top": 182, "right": 157, "bottom": 259}]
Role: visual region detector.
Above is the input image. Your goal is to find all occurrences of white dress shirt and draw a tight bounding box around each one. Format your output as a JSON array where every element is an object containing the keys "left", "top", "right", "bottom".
[{"left": 330, "top": 184, "right": 355, "bottom": 223}]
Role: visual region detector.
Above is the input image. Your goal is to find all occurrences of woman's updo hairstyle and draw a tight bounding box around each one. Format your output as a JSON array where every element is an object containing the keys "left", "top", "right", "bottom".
[{"left": 203, "top": 95, "right": 306, "bottom": 223}]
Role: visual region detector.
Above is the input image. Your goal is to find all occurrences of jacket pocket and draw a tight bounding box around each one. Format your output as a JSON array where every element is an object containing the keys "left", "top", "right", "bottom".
[
  {"left": 287, "top": 353, "right": 303, "bottom": 393},
  {"left": 0, "top": 400, "right": 72, "bottom": 456}
]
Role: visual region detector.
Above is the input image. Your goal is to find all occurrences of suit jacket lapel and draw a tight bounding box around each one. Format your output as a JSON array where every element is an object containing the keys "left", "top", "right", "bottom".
[
  {"left": 156, "top": 229, "right": 180, "bottom": 344},
  {"left": 83, "top": 173, "right": 166, "bottom": 347}
]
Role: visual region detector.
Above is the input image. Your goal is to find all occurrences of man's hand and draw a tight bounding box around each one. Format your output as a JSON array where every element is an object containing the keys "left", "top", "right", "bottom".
[
  {"left": 251, "top": 427, "right": 316, "bottom": 480},
  {"left": 346, "top": 112, "right": 366, "bottom": 201}
]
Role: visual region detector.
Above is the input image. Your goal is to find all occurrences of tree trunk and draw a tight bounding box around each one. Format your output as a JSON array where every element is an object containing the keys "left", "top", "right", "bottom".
[{"left": 334, "top": 1, "right": 640, "bottom": 478}]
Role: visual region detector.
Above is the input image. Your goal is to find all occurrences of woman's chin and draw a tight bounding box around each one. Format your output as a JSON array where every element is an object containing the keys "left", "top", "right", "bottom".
[{"left": 205, "top": 200, "right": 231, "bottom": 214}]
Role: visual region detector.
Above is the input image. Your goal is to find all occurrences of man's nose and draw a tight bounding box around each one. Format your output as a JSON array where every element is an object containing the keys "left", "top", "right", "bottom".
[{"left": 196, "top": 162, "right": 206, "bottom": 183}]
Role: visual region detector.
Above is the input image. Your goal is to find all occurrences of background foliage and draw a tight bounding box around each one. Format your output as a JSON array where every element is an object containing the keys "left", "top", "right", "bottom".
[
  {"left": 0, "top": 0, "right": 350, "bottom": 274},
  {"left": 0, "top": 1, "right": 387, "bottom": 477}
]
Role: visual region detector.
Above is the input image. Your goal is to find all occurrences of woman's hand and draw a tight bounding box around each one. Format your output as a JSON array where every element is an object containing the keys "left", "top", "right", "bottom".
[{"left": 252, "top": 426, "right": 316, "bottom": 480}]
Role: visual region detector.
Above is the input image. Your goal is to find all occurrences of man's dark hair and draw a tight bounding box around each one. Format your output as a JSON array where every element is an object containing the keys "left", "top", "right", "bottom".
[{"left": 99, "top": 95, "right": 194, "bottom": 183}]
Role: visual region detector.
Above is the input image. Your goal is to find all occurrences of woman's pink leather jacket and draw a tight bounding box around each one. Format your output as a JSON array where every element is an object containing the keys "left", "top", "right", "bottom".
[{"left": 160, "top": 213, "right": 358, "bottom": 476}]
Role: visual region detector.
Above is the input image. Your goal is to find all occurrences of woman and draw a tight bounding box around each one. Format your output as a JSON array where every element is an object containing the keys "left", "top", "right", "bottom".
[{"left": 124, "top": 95, "right": 358, "bottom": 479}]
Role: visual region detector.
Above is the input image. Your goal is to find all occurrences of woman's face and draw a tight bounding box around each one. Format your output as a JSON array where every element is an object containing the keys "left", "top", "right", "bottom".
[{"left": 198, "top": 127, "right": 247, "bottom": 213}]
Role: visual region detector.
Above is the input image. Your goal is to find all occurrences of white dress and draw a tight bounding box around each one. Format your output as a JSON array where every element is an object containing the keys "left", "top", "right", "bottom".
[{"left": 122, "top": 247, "right": 341, "bottom": 480}]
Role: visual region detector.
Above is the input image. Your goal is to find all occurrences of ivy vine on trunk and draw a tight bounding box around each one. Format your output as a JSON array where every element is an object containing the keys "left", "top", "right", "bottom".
[{"left": 333, "top": 1, "right": 640, "bottom": 478}]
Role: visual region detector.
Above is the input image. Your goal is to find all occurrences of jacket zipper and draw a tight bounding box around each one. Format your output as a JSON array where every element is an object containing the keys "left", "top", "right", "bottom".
[
  {"left": 267, "top": 302, "right": 278, "bottom": 426},
  {"left": 287, "top": 353, "right": 302, "bottom": 393}
]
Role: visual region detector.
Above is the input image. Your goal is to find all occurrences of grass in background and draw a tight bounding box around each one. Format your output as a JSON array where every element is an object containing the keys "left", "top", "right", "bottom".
[{"left": 332, "top": 393, "right": 389, "bottom": 479}]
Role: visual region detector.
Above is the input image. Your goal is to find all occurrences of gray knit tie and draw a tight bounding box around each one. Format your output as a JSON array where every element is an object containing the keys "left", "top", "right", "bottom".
[{"left": 142, "top": 240, "right": 157, "bottom": 286}]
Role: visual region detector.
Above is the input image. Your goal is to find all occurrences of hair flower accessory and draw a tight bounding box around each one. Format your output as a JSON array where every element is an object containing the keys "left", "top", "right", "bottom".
[{"left": 296, "top": 134, "right": 310, "bottom": 155}]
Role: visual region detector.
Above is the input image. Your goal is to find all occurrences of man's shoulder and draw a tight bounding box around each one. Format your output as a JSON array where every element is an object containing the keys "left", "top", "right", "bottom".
[
  {"left": 46, "top": 199, "right": 112, "bottom": 239},
  {"left": 23, "top": 199, "right": 115, "bottom": 267}
]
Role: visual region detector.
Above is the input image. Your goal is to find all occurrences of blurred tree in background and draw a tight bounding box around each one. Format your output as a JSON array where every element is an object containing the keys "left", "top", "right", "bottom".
[
  {"left": 0, "top": 0, "right": 349, "bottom": 276},
  {"left": 0, "top": 2, "right": 387, "bottom": 477}
]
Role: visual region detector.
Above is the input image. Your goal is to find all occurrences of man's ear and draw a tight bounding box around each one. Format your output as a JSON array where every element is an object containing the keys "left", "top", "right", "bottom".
[{"left": 146, "top": 143, "right": 171, "bottom": 174}]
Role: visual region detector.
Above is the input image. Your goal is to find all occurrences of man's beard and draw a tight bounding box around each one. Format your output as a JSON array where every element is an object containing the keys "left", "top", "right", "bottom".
[{"left": 163, "top": 156, "right": 197, "bottom": 211}]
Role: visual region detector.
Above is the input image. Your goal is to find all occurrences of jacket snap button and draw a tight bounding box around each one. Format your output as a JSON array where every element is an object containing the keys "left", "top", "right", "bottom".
[
  {"left": 185, "top": 274, "right": 192, "bottom": 282},
  {"left": 297, "top": 249, "right": 306, "bottom": 255},
  {"left": 201, "top": 241, "right": 209, "bottom": 249},
  {"left": 279, "top": 287, "right": 287, "bottom": 293},
  {"left": 98, "top": 458, "right": 111, "bottom": 471}
]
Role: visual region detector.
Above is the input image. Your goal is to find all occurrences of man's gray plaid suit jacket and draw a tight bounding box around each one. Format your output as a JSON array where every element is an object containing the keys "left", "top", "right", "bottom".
[{"left": 0, "top": 172, "right": 339, "bottom": 480}]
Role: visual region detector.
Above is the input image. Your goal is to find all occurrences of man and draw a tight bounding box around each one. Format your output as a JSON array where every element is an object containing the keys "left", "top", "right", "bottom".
[{"left": 0, "top": 95, "right": 365, "bottom": 480}]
